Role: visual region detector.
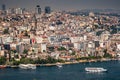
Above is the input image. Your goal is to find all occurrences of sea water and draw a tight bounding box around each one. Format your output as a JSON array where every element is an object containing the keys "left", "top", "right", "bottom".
[{"left": 0, "top": 60, "right": 120, "bottom": 80}]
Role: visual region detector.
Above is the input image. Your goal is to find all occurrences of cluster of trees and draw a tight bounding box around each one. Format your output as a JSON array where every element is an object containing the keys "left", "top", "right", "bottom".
[
  {"left": 103, "top": 49, "right": 113, "bottom": 58},
  {"left": 76, "top": 56, "right": 102, "bottom": 61},
  {"left": 76, "top": 49, "right": 113, "bottom": 61},
  {"left": 57, "top": 47, "right": 66, "bottom": 51},
  {"left": 11, "top": 56, "right": 65, "bottom": 65},
  {"left": 0, "top": 48, "right": 113, "bottom": 65}
]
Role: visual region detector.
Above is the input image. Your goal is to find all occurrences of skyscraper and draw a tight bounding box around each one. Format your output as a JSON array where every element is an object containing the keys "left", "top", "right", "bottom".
[
  {"left": 45, "top": 6, "right": 51, "bottom": 14},
  {"left": 1, "top": 4, "right": 6, "bottom": 15},
  {"left": 2, "top": 4, "right": 6, "bottom": 11},
  {"left": 36, "top": 5, "right": 41, "bottom": 14}
]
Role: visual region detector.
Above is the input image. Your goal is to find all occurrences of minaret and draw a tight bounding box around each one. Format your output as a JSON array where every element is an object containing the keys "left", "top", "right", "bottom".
[{"left": 36, "top": 5, "right": 41, "bottom": 14}]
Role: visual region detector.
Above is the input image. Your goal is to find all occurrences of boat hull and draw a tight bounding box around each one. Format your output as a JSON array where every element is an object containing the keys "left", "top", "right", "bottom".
[
  {"left": 19, "top": 64, "right": 36, "bottom": 69},
  {"left": 0, "top": 65, "right": 6, "bottom": 69},
  {"left": 85, "top": 67, "right": 107, "bottom": 72}
]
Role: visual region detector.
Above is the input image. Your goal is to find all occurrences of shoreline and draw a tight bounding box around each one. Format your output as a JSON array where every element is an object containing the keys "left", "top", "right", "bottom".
[
  {"left": 4, "top": 58, "right": 118, "bottom": 68},
  {"left": 37, "top": 58, "right": 118, "bottom": 67}
]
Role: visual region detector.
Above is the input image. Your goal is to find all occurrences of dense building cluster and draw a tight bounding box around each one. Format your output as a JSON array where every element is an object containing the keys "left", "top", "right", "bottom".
[{"left": 0, "top": 6, "right": 120, "bottom": 62}]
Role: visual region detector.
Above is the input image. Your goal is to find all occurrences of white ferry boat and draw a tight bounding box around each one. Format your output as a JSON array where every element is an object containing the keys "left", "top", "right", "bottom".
[
  {"left": 85, "top": 67, "right": 107, "bottom": 72},
  {"left": 56, "top": 63, "right": 62, "bottom": 68},
  {"left": 19, "top": 64, "right": 36, "bottom": 69}
]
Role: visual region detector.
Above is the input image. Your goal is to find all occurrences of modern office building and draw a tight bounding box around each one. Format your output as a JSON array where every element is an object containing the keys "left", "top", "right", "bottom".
[
  {"left": 1, "top": 4, "right": 6, "bottom": 11},
  {"left": 45, "top": 6, "right": 51, "bottom": 14},
  {"left": 1, "top": 4, "right": 6, "bottom": 15}
]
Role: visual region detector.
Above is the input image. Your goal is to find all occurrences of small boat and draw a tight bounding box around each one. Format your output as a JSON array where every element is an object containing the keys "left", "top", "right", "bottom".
[
  {"left": 56, "top": 63, "right": 62, "bottom": 68},
  {"left": 56, "top": 64, "right": 62, "bottom": 68},
  {"left": 0, "top": 65, "right": 6, "bottom": 69},
  {"left": 85, "top": 67, "right": 107, "bottom": 72},
  {"left": 19, "top": 64, "right": 36, "bottom": 69}
]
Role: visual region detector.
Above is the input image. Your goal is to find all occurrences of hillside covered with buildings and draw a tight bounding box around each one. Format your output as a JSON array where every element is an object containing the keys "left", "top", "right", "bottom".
[{"left": 0, "top": 7, "right": 120, "bottom": 65}]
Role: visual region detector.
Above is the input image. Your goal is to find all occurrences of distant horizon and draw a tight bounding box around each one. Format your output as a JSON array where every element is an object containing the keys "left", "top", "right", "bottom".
[{"left": 0, "top": 0, "right": 120, "bottom": 11}]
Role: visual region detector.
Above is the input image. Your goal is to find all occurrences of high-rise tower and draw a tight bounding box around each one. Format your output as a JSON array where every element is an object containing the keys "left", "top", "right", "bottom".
[
  {"left": 45, "top": 6, "right": 51, "bottom": 14},
  {"left": 1, "top": 4, "right": 6, "bottom": 15},
  {"left": 2, "top": 4, "right": 6, "bottom": 11}
]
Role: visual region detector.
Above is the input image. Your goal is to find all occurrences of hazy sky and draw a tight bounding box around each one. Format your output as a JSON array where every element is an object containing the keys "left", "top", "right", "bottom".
[{"left": 0, "top": 0, "right": 120, "bottom": 11}]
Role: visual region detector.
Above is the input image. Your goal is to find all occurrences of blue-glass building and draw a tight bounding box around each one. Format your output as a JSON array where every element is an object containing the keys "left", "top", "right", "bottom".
[
  {"left": 2, "top": 4, "right": 6, "bottom": 11},
  {"left": 45, "top": 6, "right": 51, "bottom": 14}
]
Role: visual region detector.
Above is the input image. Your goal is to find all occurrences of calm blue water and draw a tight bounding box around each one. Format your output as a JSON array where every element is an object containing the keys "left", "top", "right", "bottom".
[{"left": 0, "top": 60, "right": 120, "bottom": 80}]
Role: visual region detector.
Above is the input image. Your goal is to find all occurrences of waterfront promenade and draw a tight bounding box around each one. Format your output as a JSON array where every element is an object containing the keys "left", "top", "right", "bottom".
[
  {"left": 37, "top": 58, "right": 117, "bottom": 67},
  {"left": 3, "top": 58, "right": 117, "bottom": 68}
]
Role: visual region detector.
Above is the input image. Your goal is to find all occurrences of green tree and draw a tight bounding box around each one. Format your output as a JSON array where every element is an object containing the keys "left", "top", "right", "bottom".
[
  {"left": 57, "top": 59, "right": 65, "bottom": 63},
  {"left": 3, "top": 28, "right": 9, "bottom": 34},
  {"left": 20, "top": 58, "right": 34, "bottom": 64},
  {"left": 23, "top": 49, "right": 28, "bottom": 54},
  {"left": 103, "top": 53, "right": 112, "bottom": 58},
  {"left": 0, "top": 56, "right": 7, "bottom": 65},
  {"left": 71, "top": 51, "right": 76, "bottom": 55},
  {"left": 103, "top": 49, "right": 112, "bottom": 58},
  {"left": 35, "top": 57, "right": 65, "bottom": 64},
  {"left": 13, "top": 50, "right": 17, "bottom": 53},
  {"left": 12, "top": 60, "right": 20, "bottom": 65},
  {"left": 103, "top": 49, "right": 107, "bottom": 54},
  {"left": 24, "top": 31, "right": 29, "bottom": 37},
  {"left": 43, "top": 50, "right": 46, "bottom": 52},
  {"left": 47, "top": 56, "right": 57, "bottom": 63},
  {"left": 57, "top": 47, "right": 66, "bottom": 51}
]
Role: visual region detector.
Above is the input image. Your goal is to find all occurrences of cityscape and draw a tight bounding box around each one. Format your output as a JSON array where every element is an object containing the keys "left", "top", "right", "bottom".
[{"left": 0, "top": 0, "right": 120, "bottom": 80}]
